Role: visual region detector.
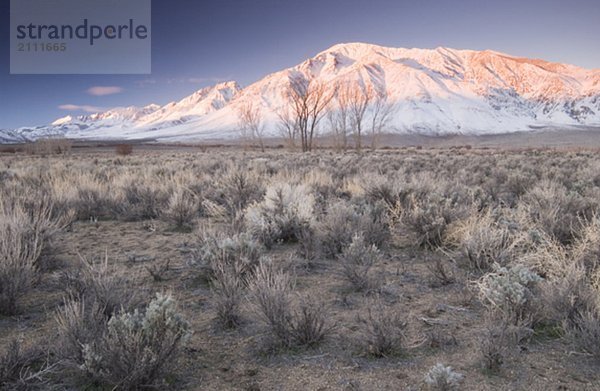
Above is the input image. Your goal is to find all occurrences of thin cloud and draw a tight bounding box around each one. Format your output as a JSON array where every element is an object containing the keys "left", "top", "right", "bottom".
[
  {"left": 86, "top": 86, "right": 124, "bottom": 96},
  {"left": 58, "top": 104, "right": 104, "bottom": 113}
]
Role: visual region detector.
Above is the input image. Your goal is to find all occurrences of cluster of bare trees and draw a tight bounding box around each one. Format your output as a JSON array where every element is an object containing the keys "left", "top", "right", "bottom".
[
  {"left": 237, "top": 76, "right": 394, "bottom": 153},
  {"left": 276, "top": 78, "right": 336, "bottom": 152},
  {"left": 327, "top": 81, "right": 394, "bottom": 151}
]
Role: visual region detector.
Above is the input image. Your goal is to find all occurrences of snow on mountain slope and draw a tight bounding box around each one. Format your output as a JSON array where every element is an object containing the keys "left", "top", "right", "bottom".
[{"left": 3, "top": 43, "right": 600, "bottom": 143}]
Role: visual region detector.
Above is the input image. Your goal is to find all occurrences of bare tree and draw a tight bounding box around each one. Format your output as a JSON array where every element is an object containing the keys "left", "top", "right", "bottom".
[
  {"left": 237, "top": 101, "right": 265, "bottom": 152},
  {"left": 280, "top": 77, "right": 335, "bottom": 152},
  {"left": 327, "top": 81, "right": 352, "bottom": 151},
  {"left": 346, "top": 81, "right": 374, "bottom": 151},
  {"left": 369, "top": 91, "right": 394, "bottom": 150},
  {"left": 276, "top": 105, "right": 298, "bottom": 150}
]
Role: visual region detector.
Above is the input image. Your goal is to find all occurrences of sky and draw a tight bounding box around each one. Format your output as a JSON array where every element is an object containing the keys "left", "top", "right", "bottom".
[{"left": 1, "top": 0, "right": 599, "bottom": 129}]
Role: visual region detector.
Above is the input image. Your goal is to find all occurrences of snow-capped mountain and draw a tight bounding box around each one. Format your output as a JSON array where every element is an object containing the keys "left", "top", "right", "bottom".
[{"left": 3, "top": 43, "right": 600, "bottom": 143}]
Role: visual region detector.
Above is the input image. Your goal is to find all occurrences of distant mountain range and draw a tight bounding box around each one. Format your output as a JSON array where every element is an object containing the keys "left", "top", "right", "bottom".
[{"left": 3, "top": 42, "right": 600, "bottom": 143}]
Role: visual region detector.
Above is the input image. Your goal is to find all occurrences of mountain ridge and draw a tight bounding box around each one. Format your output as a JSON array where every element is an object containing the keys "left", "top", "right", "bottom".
[{"left": 3, "top": 42, "right": 600, "bottom": 143}]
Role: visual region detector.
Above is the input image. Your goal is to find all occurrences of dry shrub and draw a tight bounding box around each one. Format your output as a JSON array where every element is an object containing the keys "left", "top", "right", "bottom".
[
  {"left": 115, "top": 180, "right": 168, "bottom": 221},
  {"left": 54, "top": 255, "right": 142, "bottom": 374},
  {"left": 59, "top": 254, "right": 139, "bottom": 317},
  {"left": 217, "top": 166, "right": 264, "bottom": 216},
  {"left": 318, "top": 201, "right": 357, "bottom": 257},
  {"left": 296, "top": 222, "right": 319, "bottom": 260},
  {"left": 521, "top": 235, "right": 569, "bottom": 278},
  {"left": 356, "top": 299, "right": 407, "bottom": 357},
  {"left": 249, "top": 260, "right": 331, "bottom": 349},
  {"left": 1, "top": 188, "right": 68, "bottom": 269},
  {"left": 566, "top": 307, "right": 600, "bottom": 360},
  {"left": 302, "top": 169, "right": 338, "bottom": 205},
  {"left": 164, "top": 188, "right": 198, "bottom": 229},
  {"left": 447, "top": 210, "right": 522, "bottom": 272},
  {"left": 361, "top": 174, "right": 402, "bottom": 207},
  {"left": 0, "top": 338, "right": 52, "bottom": 390},
  {"left": 400, "top": 192, "right": 471, "bottom": 249},
  {"left": 318, "top": 200, "right": 390, "bottom": 258},
  {"left": 288, "top": 295, "right": 331, "bottom": 348},
  {"left": 211, "top": 262, "right": 244, "bottom": 328},
  {"left": 249, "top": 260, "right": 292, "bottom": 346},
  {"left": 244, "top": 182, "right": 315, "bottom": 247},
  {"left": 25, "top": 137, "right": 72, "bottom": 155},
  {"left": 55, "top": 298, "right": 108, "bottom": 370},
  {"left": 0, "top": 188, "right": 70, "bottom": 314},
  {"left": 427, "top": 258, "right": 456, "bottom": 286},
  {"left": 339, "top": 233, "right": 383, "bottom": 292},
  {"left": 58, "top": 293, "right": 189, "bottom": 389},
  {"left": 424, "top": 363, "right": 464, "bottom": 391},
  {"left": 540, "top": 260, "right": 597, "bottom": 329},
  {"left": 75, "top": 184, "right": 117, "bottom": 220},
  {"left": 191, "top": 229, "right": 264, "bottom": 282},
  {"left": 478, "top": 315, "right": 519, "bottom": 372},
  {"left": 0, "top": 206, "right": 46, "bottom": 315},
  {"left": 477, "top": 264, "right": 541, "bottom": 326},
  {"left": 521, "top": 180, "right": 595, "bottom": 245},
  {"left": 115, "top": 144, "right": 133, "bottom": 156},
  {"left": 571, "top": 217, "right": 600, "bottom": 273}
]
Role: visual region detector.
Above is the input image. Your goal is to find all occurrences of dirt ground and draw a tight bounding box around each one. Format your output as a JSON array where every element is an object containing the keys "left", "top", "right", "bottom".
[{"left": 2, "top": 145, "right": 600, "bottom": 390}]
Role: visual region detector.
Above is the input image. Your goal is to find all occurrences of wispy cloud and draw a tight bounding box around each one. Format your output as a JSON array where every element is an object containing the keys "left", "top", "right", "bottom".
[
  {"left": 187, "top": 76, "right": 231, "bottom": 84},
  {"left": 86, "top": 86, "right": 124, "bottom": 96},
  {"left": 165, "top": 76, "right": 232, "bottom": 85},
  {"left": 134, "top": 78, "right": 157, "bottom": 87},
  {"left": 58, "top": 104, "right": 104, "bottom": 113}
]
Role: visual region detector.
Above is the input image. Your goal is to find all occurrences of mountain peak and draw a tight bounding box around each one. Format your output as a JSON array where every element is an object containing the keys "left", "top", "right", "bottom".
[{"left": 51, "top": 115, "right": 73, "bottom": 126}]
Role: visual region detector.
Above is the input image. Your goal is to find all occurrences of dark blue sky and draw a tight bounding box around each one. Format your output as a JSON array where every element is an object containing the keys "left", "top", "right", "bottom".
[{"left": 1, "top": 0, "right": 599, "bottom": 128}]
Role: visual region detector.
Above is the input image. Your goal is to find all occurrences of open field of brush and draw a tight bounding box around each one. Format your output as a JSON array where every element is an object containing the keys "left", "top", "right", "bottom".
[{"left": 2, "top": 145, "right": 600, "bottom": 390}]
